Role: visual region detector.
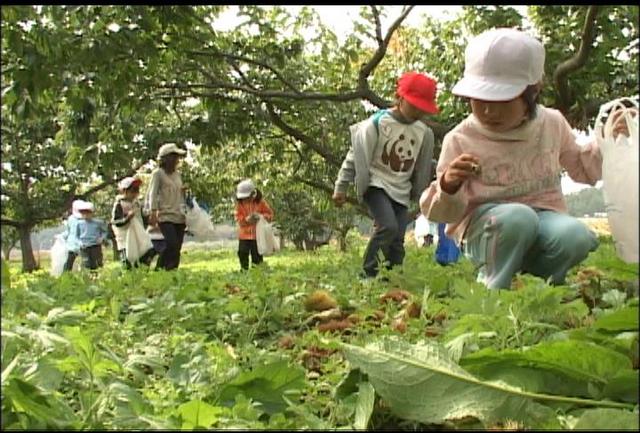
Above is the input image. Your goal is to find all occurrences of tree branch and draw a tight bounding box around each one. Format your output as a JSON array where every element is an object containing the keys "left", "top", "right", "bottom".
[
  {"left": 358, "top": 6, "right": 413, "bottom": 84},
  {"left": 370, "top": 6, "right": 384, "bottom": 46},
  {"left": 553, "top": 6, "right": 600, "bottom": 113},
  {"left": 1, "top": 218, "right": 21, "bottom": 228},
  {"left": 155, "top": 81, "right": 364, "bottom": 102},
  {"left": 188, "top": 49, "right": 304, "bottom": 95},
  {"left": 263, "top": 103, "right": 342, "bottom": 167}
]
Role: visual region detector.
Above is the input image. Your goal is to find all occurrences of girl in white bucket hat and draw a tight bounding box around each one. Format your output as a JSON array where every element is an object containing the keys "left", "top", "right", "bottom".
[
  {"left": 60, "top": 199, "right": 85, "bottom": 272},
  {"left": 234, "top": 179, "right": 274, "bottom": 271},
  {"left": 420, "top": 28, "right": 634, "bottom": 290}
]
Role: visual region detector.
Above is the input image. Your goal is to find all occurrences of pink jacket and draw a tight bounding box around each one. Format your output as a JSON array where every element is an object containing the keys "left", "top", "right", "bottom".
[{"left": 420, "top": 106, "right": 602, "bottom": 243}]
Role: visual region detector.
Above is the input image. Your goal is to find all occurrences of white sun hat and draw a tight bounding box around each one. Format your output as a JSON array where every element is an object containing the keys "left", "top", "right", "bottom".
[
  {"left": 236, "top": 179, "right": 256, "bottom": 199},
  {"left": 158, "top": 143, "right": 187, "bottom": 158},
  {"left": 77, "top": 200, "right": 94, "bottom": 212},
  {"left": 71, "top": 199, "right": 85, "bottom": 217},
  {"left": 452, "top": 28, "right": 545, "bottom": 102},
  {"left": 118, "top": 177, "right": 142, "bottom": 191}
]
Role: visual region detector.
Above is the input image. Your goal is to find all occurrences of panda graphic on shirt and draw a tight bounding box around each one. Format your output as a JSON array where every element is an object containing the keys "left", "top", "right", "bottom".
[{"left": 377, "top": 118, "right": 423, "bottom": 174}]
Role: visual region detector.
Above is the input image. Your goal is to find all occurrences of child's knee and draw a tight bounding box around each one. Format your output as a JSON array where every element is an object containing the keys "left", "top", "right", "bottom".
[
  {"left": 494, "top": 204, "right": 539, "bottom": 240},
  {"left": 558, "top": 221, "right": 598, "bottom": 257}
]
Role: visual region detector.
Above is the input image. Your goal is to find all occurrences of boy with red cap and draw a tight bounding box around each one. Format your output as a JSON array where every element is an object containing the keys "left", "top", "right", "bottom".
[{"left": 333, "top": 71, "right": 439, "bottom": 278}]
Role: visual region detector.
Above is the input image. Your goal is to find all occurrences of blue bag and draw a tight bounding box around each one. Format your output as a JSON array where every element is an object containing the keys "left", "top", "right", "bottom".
[{"left": 435, "top": 223, "right": 460, "bottom": 265}]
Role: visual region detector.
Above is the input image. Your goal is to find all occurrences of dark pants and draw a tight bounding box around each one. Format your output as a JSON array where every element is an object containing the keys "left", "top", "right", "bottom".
[
  {"left": 63, "top": 251, "right": 77, "bottom": 272},
  {"left": 362, "top": 187, "right": 409, "bottom": 277},
  {"left": 80, "top": 245, "right": 103, "bottom": 270},
  {"left": 157, "top": 222, "right": 186, "bottom": 270},
  {"left": 238, "top": 239, "right": 263, "bottom": 270},
  {"left": 118, "top": 248, "right": 157, "bottom": 270}
]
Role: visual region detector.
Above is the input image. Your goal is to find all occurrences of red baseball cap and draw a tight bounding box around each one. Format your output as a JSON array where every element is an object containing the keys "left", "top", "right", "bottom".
[{"left": 397, "top": 72, "right": 439, "bottom": 114}]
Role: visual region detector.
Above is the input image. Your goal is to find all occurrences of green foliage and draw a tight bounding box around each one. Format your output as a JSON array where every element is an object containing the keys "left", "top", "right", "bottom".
[
  {"left": 2, "top": 235, "right": 638, "bottom": 429},
  {"left": 565, "top": 187, "right": 606, "bottom": 217}
]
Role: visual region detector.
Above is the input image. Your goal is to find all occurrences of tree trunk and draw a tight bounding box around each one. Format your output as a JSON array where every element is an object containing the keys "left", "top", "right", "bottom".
[
  {"left": 19, "top": 226, "right": 38, "bottom": 272},
  {"left": 337, "top": 231, "right": 348, "bottom": 252},
  {"left": 2, "top": 244, "right": 14, "bottom": 261}
]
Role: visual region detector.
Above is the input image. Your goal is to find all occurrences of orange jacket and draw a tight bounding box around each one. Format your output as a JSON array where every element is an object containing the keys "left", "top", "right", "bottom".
[{"left": 235, "top": 198, "right": 274, "bottom": 240}]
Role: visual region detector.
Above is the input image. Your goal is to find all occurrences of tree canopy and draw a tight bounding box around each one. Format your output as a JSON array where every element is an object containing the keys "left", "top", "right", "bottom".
[{"left": 2, "top": 5, "right": 638, "bottom": 270}]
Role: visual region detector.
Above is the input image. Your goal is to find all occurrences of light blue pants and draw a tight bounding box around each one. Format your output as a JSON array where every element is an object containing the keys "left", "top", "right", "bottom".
[{"left": 464, "top": 203, "right": 599, "bottom": 289}]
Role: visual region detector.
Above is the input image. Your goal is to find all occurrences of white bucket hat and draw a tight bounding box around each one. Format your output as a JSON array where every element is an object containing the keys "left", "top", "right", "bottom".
[
  {"left": 158, "top": 143, "right": 187, "bottom": 158},
  {"left": 118, "top": 177, "right": 142, "bottom": 191},
  {"left": 71, "top": 199, "right": 85, "bottom": 217},
  {"left": 77, "top": 201, "right": 94, "bottom": 212},
  {"left": 452, "top": 28, "right": 545, "bottom": 102},
  {"left": 236, "top": 179, "right": 256, "bottom": 199}
]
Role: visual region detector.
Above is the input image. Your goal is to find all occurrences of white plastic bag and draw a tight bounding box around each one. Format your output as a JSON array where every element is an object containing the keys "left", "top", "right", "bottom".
[
  {"left": 50, "top": 234, "right": 68, "bottom": 277},
  {"left": 594, "top": 96, "right": 639, "bottom": 263},
  {"left": 185, "top": 198, "right": 215, "bottom": 237},
  {"left": 256, "top": 215, "right": 278, "bottom": 256},
  {"left": 414, "top": 214, "right": 439, "bottom": 247},
  {"left": 126, "top": 217, "right": 154, "bottom": 264}
]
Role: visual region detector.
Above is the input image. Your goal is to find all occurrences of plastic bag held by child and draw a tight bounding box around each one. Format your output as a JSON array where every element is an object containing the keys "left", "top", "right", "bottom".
[
  {"left": 594, "top": 96, "right": 639, "bottom": 263},
  {"left": 185, "top": 198, "right": 215, "bottom": 237},
  {"left": 126, "top": 217, "right": 154, "bottom": 264},
  {"left": 256, "top": 215, "right": 278, "bottom": 256},
  {"left": 50, "top": 234, "right": 68, "bottom": 277}
]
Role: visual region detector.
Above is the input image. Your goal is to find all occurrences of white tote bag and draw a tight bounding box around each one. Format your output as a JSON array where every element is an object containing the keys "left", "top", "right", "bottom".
[
  {"left": 594, "top": 96, "right": 639, "bottom": 263},
  {"left": 50, "top": 234, "right": 68, "bottom": 277},
  {"left": 125, "top": 217, "right": 154, "bottom": 264},
  {"left": 256, "top": 216, "right": 278, "bottom": 256},
  {"left": 185, "top": 198, "right": 215, "bottom": 237}
]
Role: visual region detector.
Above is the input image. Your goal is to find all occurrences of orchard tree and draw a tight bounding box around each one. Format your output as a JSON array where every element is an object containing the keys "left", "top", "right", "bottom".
[
  {"left": 2, "top": 5, "right": 637, "bottom": 269},
  {"left": 1, "top": 6, "right": 194, "bottom": 270}
]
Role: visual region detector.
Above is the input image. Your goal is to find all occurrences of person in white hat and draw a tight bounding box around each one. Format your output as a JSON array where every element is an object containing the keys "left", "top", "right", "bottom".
[
  {"left": 420, "top": 28, "right": 634, "bottom": 290},
  {"left": 145, "top": 143, "right": 188, "bottom": 270},
  {"left": 234, "top": 179, "right": 274, "bottom": 271},
  {"left": 75, "top": 200, "right": 108, "bottom": 270},
  {"left": 60, "top": 199, "right": 85, "bottom": 272},
  {"left": 111, "top": 177, "right": 156, "bottom": 269}
]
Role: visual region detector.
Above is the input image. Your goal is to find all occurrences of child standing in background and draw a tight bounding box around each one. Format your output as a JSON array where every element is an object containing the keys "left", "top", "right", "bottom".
[
  {"left": 76, "top": 201, "right": 108, "bottom": 270},
  {"left": 235, "top": 179, "right": 274, "bottom": 271},
  {"left": 333, "top": 71, "right": 438, "bottom": 278},
  {"left": 61, "top": 199, "right": 84, "bottom": 272},
  {"left": 111, "top": 177, "right": 156, "bottom": 269}
]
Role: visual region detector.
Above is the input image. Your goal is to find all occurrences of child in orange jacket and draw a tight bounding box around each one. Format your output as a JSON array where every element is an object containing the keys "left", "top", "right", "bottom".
[{"left": 234, "top": 179, "right": 274, "bottom": 270}]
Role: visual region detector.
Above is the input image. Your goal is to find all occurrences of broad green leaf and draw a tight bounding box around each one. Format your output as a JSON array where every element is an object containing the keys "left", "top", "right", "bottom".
[
  {"left": 342, "top": 338, "right": 634, "bottom": 427},
  {"left": 334, "top": 368, "right": 366, "bottom": 400},
  {"left": 593, "top": 306, "right": 639, "bottom": 331},
  {"left": 176, "top": 399, "right": 222, "bottom": 429},
  {"left": 602, "top": 370, "right": 639, "bottom": 404},
  {"left": 557, "top": 328, "right": 635, "bottom": 358},
  {"left": 2, "top": 355, "right": 20, "bottom": 385},
  {"left": 44, "top": 308, "right": 86, "bottom": 326},
  {"left": 3, "top": 377, "right": 76, "bottom": 428},
  {"left": 572, "top": 408, "right": 639, "bottom": 430},
  {"left": 218, "top": 360, "right": 305, "bottom": 415},
  {"left": 353, "top": 381, "right": 375, "bottom": 430},
  {"left": 461, "top": 340, "right": 631, "bottom": 386},
  {"left": 107, "top": 381, "right": 150, "bottom": 415},
  {"left": 24, "top": 356, "right": 65, "bottom": 392}
]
